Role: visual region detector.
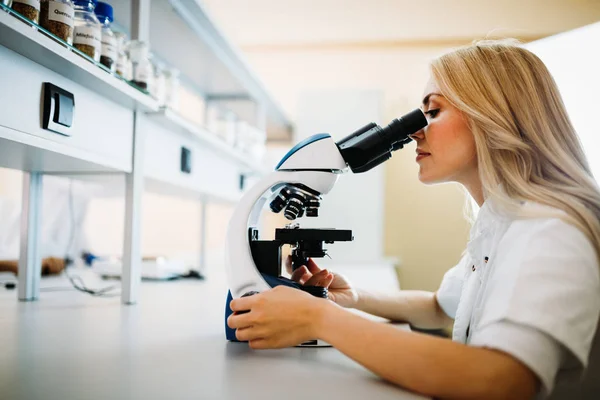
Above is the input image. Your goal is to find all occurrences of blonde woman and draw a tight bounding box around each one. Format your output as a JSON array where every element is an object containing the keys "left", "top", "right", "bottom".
[{"left": 227, "top": 40, "right": 600, "bottom": 400}]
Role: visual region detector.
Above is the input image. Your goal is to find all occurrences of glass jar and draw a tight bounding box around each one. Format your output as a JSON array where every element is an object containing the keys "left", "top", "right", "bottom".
[
  {"left": 164, "top": 67, "right": 180, "bottom": 111},
  {"left": 11, "top": 0, "right": 40, "bottom": 23},
  {"left": 129, "top": 40, "right": 153, "bottom": 91},
  {"left": 94, "top": 1, "right": 115, "bottom": 72},
  {"left": 150, "top": 55, "right": 166, "bottom": 105},
  {"left": 40, "top": 0, "right": 74, "bottom": 44},
  {"left": 72, "top": 0, "right": 101, "bottom": 62},
  {"left": 115, "top": 32, "right": 132, "bottom": 80}
]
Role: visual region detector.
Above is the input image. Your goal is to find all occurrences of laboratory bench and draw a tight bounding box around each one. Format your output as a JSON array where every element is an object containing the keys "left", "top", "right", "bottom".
[{"left": 0, "top": 269, "right": 426, "bottom": 400}]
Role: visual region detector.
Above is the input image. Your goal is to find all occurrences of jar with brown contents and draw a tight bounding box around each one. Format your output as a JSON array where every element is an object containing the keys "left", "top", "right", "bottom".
[
  {"left": 11, "top": 0, "right": 40, "bottom": 24},
  {"left": 94, "top": 2, "right": 116, "bottom": 72},
  {"left": 40, "top": 0, "right": 74, "bottom": 45},
  {"left": 128, "top": 40, "right": 153, "bottom": 91},
  {"left": 72, "top": 0, "right": 101, "bottom": 62}
]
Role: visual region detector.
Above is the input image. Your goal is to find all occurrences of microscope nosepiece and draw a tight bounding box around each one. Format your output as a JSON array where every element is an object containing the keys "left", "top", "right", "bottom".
[
  {"left": 270, "top": 187, "right": 291, "bottom": 213},
  {"left": 270, "top": 185, "right": 322, "bottom": 220}
]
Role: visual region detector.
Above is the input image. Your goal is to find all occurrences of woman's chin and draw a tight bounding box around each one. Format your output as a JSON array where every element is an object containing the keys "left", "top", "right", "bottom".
[{"left": 418, "top": 171, "right": 444, "bottom": 185}]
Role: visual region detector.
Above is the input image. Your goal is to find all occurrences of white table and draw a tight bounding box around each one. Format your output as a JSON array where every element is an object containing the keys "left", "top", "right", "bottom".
[{"left": 0, "top": 270, "right": 428, "bottom": 400}]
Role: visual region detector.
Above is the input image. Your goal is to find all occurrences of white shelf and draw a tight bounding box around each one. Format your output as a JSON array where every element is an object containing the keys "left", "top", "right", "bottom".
[
  {"left": 52, "top": 173, "right": 243, "bottom": 204},
  {"left": 0, "top": 7, "right": 159, "bottom": 113},
  {"left": 111, "top": 0, "right": 293, "bottom": 141},
  {"left": 145, "top": 108, "right": 270, "bottom": 175}
]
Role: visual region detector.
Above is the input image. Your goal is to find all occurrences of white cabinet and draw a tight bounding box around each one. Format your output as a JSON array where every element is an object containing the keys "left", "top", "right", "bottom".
[
  {"left": 0, "top": 46, "right": 134, "bottom": 173},
  {"left": 141, "top": 114, "right": 243, "bottom": 202}
]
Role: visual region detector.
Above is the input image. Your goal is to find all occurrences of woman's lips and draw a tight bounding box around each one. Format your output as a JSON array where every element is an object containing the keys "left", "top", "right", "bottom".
[{"left": 416, "top": 149, "right": 431, "bottom": 162}]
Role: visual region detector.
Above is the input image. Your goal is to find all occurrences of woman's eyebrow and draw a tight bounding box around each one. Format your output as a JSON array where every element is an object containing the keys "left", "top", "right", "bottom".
[{"left": 422, "top": 92, "right": 443, "bottom": 107}]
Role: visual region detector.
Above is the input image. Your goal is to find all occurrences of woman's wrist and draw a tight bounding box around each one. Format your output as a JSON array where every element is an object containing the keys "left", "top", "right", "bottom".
[
  {"left": 311, "top": 298, "right": 340, "bottom": 339},
  {"left": 353, "top": 288, "right": 369, "bottom": 311}
]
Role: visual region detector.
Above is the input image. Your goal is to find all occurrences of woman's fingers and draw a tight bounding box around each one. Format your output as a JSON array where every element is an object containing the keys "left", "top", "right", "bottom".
[
  {"left": 322, "top": 273, "right": 334, "bottom": 288},
  {"left": 248, "top": 339, "right": 269, "bottom": 349},
  {"left": 290, "top": 266, "right": 312, "bottom": 284},
  {"left": 304, "top": 270, "right": 333, "bottom": 287},
  {"left": 235, "top": 327, "right": 264, "bottom": 342},
  {"left": 227, "top": 312, "right": 255, "bottom": 329},
  {"left": 306, "top": 258, "right": 322, "bottom": 275},
  {"left": 230, "top": 294, "right": 259, "bottom": 313}
]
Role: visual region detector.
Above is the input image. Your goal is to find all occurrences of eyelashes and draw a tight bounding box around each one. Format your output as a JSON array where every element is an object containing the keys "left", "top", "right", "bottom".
[{"left": 425, "top": 109, "right": 439, "bottom": 118}]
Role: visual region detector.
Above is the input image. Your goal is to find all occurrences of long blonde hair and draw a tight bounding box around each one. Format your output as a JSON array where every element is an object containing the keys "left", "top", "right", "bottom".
[{"left": 431, "top": 39, "right": 600, "bottom": 260}]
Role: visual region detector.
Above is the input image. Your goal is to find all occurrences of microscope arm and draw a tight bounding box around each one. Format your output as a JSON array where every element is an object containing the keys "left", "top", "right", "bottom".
[{"left": 225, "top": 170, "right": 339, "bottom": 299}]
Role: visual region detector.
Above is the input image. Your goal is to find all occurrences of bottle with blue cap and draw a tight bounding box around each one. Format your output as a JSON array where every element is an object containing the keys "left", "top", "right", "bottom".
[
  {"left": 94, "top": 1, "right": 116, "bottom": 72},
  {"left": 72, "top": 0, "right": 101, "bottom": 62}
]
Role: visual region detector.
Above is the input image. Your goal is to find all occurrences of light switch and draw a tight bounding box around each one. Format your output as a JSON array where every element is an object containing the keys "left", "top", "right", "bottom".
[{"left": 181, "top": 147, "right": 192, "bottom": 174}]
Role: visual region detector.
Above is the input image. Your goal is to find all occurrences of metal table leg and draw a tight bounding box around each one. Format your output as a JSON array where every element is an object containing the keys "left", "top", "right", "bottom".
[{"left": 18, "top": 172, "right": 43, "bottom": 301}]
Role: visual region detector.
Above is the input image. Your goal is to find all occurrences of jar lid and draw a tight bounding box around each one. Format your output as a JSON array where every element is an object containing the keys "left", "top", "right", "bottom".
[
  {"left": 129, "top": 40, "right": 149, "bottom": 60},
  {"left": 73, "top": 0, "right": 97, "bottom": 9},
  {"left": 95, "top": 1, "right": 113, "bottom": 23}
]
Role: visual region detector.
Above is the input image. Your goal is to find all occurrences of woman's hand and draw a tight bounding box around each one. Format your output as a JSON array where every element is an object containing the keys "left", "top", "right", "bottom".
[
  {"left": 227, "top": 286, "right": 330, "bottom": 349},
  {"left": 286, "top": 257, "right": 359, "bottom": 308}
]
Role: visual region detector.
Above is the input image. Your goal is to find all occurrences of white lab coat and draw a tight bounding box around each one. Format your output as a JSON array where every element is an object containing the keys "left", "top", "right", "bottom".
[{"left": 437, "top": 198, "right": 600, "bottom": 398}]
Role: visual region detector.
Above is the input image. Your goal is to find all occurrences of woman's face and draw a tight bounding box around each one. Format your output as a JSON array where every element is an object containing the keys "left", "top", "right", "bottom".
[{"left": 411, "top": 77, "right": 478, "bottom": 186}]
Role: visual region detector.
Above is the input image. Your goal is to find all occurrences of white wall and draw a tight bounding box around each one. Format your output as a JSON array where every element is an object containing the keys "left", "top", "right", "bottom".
[
  {"left": 525, "top": 22, "right": 600, "bottom": 180},
  {"left": 294, "top": 89, "right": 385, "bottom": 264}
]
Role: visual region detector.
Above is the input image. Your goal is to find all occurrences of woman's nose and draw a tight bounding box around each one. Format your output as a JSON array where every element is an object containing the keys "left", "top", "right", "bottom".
[{"left": 409, "top": 128, "right": 425, "bottom": 141}]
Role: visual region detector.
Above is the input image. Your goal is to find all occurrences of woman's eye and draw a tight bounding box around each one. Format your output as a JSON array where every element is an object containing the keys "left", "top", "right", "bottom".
[{"left": 425, "top": 109, "right": 439, "bottom": 118}]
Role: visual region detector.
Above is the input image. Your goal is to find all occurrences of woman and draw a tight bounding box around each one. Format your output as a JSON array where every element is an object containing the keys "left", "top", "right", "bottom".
[{"left": 227, "top": 39, "right": 600, "bottom": 399}]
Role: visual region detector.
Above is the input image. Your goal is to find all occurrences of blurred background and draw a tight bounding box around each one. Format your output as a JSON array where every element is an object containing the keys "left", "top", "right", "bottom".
[{"left": 1, "top": 0, "right": 599, "bottom": 293}]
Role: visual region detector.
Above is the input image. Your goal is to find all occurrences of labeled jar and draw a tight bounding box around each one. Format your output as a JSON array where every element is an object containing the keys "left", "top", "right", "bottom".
[
  {"left": 164, "top": 67, "right": 180, "bottom": 111},
  {"left": 115, "top": 32, "right": 132, "bottom": 80},
  {"left": 40, "top": 0, "right": 74, "bottom": 44},
  {"left": 11, "top": 0, "right": 40, "bottom": 23},
  {"left": 150, "top": 55, "right": 166, "bottom": 105},
  {"left": 129, "top": 40, "right": 153, "bottom": 91},
  {"left": 94, "top": 1, "right": 115, "bottom": 72},
  {"left": 72, "top": 0, "right": 101, "bottom": 62}
]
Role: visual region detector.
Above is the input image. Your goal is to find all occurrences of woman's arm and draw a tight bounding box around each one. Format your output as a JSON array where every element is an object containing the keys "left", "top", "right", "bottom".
[
  {"left": 288, "top": 259, "right": 453, "bottom": 329},
  {"left": 317, "top": 301, "right": 539, "bottom": 400},
  {"left": 228, "top": 286, "right": 539, "bottom": 400},
  {"left": 355, "top": 289, "right": 453, "bottom": 329}
]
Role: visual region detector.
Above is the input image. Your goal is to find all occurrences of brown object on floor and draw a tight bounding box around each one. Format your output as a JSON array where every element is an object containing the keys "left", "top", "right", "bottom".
[{"left": 0, "top": 257, "right": 66, "bottom": 276}]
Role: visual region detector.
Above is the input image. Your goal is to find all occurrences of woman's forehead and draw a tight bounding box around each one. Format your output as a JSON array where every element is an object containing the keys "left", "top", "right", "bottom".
[{"left": 423, "top": 77, "right": 441, "bottom": 98}]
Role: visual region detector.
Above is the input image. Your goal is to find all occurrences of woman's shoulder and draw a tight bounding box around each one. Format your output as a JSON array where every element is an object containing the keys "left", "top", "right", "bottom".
[{"left": 498, "top": 201, "right": 597, "bottom": 266}]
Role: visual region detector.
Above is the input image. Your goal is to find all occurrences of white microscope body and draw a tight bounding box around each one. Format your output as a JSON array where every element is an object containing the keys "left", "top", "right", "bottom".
[{"left": 225, "top": 134, "right": 347, "bottom": 299}]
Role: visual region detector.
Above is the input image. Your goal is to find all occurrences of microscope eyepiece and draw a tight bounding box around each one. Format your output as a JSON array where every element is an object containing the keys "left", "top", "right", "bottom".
[{"left": 336, "top": 108, "right": 427, "bottom": 173}]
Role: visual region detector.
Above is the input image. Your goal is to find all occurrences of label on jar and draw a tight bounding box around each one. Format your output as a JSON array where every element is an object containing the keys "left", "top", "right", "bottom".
[
  {"left": 73, "top": 26, "right": 101, "bottom": 49},
  {"left": 101, "top": 35, "right": 117, "bottom": 60},
  {"left": 134, "top": 67, "right": 149, "bottom": 83},
  {"left": 48, "top": 1, "right": 74, "bottom": 26},
  {"left": 116, "top": 57, "right": 127, "bottom": 74},
  {"left": 13, "top": 0, "right": 41, "bottom": 10}
]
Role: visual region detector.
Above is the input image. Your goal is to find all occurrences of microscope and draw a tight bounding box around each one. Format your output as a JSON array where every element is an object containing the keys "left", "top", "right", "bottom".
[{"left": 224, "top": 108, "right": 428, "bottom": 345}]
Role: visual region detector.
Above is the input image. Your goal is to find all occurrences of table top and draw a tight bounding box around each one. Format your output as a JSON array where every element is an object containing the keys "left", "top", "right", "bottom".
[{"left": 0, "top": 268, "right": 427, "bottom": 400}]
